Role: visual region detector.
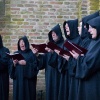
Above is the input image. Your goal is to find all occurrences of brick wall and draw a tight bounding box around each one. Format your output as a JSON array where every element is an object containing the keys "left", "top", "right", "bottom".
[
  {"left": 89, "top": 0, "right": 99, "bottom": 13},
  {"left": 0, "top": 0, "right": 100, "bottom": 100}
]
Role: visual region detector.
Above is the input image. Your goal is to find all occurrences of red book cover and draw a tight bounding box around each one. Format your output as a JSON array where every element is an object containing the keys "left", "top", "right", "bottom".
[
  {"left": 47, "top": 42, "right": 71, "bottom": 56},
  {"left": 47, "top": 42, "right": 61, "bottom": 51},
  {"left": 64, "top": 40, "right": 88, "bottom": 54},
  {"left": 59, "top": 49, "right": 72, "bottom": 56},
  {"left": 6, "top": 53, "right": 24, "bottom": 61},
  {"left": 31, "top": 43, "right": 47, "bottom": 53}
]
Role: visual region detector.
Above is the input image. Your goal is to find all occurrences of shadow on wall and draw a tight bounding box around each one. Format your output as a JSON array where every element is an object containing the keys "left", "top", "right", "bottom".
[{"left": 9, "top": 90, "right": 46, "bottom": 100}]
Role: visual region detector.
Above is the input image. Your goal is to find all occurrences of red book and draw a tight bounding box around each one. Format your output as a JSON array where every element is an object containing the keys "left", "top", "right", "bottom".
[
  {"left": 31, "top": 43, "right": 47, "bottom": 53},
  {"left": 64, "top": 40, "right": 88, "bottom": 54},
  {"left": 47, "top": 42, "right": 71, "bottom": 56},
  {"left": 59, "top": 49, "right": 72, "bottom": 56},
  {"left": 47, "top": 42, "right": 61, "bottom": 51},
  {"left": 6, "top": 53, "right": 24, "bottom": 61}
]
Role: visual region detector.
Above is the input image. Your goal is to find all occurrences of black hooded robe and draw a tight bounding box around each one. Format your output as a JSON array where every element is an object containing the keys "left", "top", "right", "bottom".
[
  {"left": 75, "top": 16, "right": 100, "bottom": 100},
  {"left": 80, "top": 10, "right": 99, "bottom": 48},
  {"left": 0, "top": 35, "right": 10, "bottom": 100},
  {"left": 68, "top": 11, "right": 99, "bottom": 100},
  {"left": 58, "top": 19, "right": 81, "bottom": 100},
  {"left": 38, "top": 24, "right": 64, "bottom": 100},
  {"left": 9, "top": 36, "right": 38, "bottom": 100}
]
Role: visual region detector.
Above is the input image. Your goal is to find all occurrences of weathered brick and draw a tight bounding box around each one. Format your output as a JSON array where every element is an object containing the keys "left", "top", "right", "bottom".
[
  {"left": 17, "top": 4, "right": 24, "bottom": 7},
  {"left": 17, "top": 21, "right": 23, "bottom": 25},
  {"left": 12, "top": 18, "right": 24, "bottom": 21},
  {"left": 11, "top": 8, "right": 20, "bottom": 10}
]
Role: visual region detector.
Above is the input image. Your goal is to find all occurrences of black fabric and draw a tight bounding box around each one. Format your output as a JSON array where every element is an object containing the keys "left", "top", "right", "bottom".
[
  {"left": 63, "top": 19, "right": 79, "bottom": 39},
  {"left": 81, "top": 11, "right": 99, "bottom": 39},
  {"left": 58, "top": 19, "right": 81, "bottom": 100},
  {"left": 59, "top": 19, "right": 81, "bottom": 73},
  {"left": 75, "top": 16, "right": 100, "bottom": 100},
  {"left": 82, "top": 11, "right": 99, "bottom": 25},
  {"left": 48, "top": 24, "right": 64, "bottom": 44},
  {"left": 18, "top": 36, "right": 30, "bottom": 52},
  {"left": 87, "top": 16, "right": 100, "bottom": 39},
  {"left": 0, "top": 35, "right": 10, "bottom": 100},
  {"left": 67, "top": 12, "right": 99, "bottom": 100},
  {"left": 69, "top": 11, "right": 99, "bottom": 100},
  {"left": 9, "top": 36, "right": 38, "bottom": 100},
  {"left": 38, "top": 24, "right": 64, "bottom": 100},
  {"left": 48, "top": 52, "right": 58, "bottom": 68}
]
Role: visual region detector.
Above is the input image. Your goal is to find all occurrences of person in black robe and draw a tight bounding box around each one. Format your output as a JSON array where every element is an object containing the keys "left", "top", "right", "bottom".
[
  {"left": 9, "top": 36, "right": 38, "bottom": 100},
  {"left": 78, "top": 10, "right": 99, "bottom": 48},
  {"left": 67, "top": 11, "right": 99, "bottom": 100},
  {"left": 70, "top": 16, "right": 100, "bottom": 100},
  {"left": 54, "top": 19, "right": 81, "bottom": 100},
  {"left": 0, "top": 35, "right": 10, "bottom": 100},
  {"left": 32, "top": 24, "right": 64, "bottom": 100}
]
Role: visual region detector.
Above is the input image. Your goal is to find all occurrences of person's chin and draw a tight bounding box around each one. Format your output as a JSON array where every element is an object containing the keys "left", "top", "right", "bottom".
[
  {"left": 21, "top": 48, "right": 25, "bottom": 51},
  {"left": 92, "top": 36, "right": 96, "bottom": 39}
]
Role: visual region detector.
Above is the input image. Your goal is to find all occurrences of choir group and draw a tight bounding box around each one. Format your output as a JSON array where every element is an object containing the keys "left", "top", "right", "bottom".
[{"left": 0, "top": 10, "right": 100, "bottom": 100}]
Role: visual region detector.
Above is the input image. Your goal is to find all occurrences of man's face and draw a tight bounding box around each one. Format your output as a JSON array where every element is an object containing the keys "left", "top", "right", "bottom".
[
  {"left": 52, "top": 31, "right": 59, "bottom": 42},
  {"left": 65, "top": 23, "right": 70, "bottom": 36},
  {"left": 88, "top": 25, "right": 97, "bottom": 39},
  {"left": 78, "top": 22, "right": 82, "bottom": 35},
  {"left": 19, "top": 40, "right": 26, "bottom": 51}
]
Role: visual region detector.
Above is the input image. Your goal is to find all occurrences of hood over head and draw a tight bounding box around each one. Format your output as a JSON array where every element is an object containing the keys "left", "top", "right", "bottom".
[
  {"left": 17, "top": 36, "right": 30, "bottom": 52},
  {"left": 48, "top": 24, "right": 64, "bottom": 44},
  {"left": 86, "top": 16, "right": 100, "bottom": 40},
  {"left": 63, "top": 19, "right": 79, "bottom": 39},
  {"left": 81, "top": 11, "right": 99, "bottom": 38}
]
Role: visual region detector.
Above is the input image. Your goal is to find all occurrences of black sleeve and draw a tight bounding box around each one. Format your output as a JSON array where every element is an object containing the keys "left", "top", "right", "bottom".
[
  {"left": 57, "top": 56, "right": 68, "bottom": 73},
  {"left": 48, "top": 52, "right": 58, "bottom": 68},
  {"left": 75, "top": 51, "right": 100, "bottom": 79},
  {"left": 9, "top": 60, "right": 16, "bottom": 79},
  {"left": 24, "top": 54, "right": 39, "bottom": 79},
  {"left": 37, "top": 53, "right": 47, "bottom": 70},
  {"left": 67, "top": 57, "right": 77, "bottom": 76},
  {"left": 0, "top": 48, "right": 10, "bottom": 71}
]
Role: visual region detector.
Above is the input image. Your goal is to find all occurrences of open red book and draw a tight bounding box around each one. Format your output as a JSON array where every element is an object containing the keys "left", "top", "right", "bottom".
[
  {"left": 31, "top": 43, "right": 47, "bottom": 53},
  {"left": 6, "top": 52, "right": 24, "bottom": 61},
  {"left": 64, "top": 40, "right": 88, "bottom": 54},
  {"left": 47, "top": 42, "right": 71, "bottom": 56}
]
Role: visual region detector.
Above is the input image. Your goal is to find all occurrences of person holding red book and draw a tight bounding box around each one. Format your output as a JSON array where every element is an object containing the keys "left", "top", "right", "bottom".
[
  {"left": 32, "top": 24, "right": 64, "bottom": 100},
  {"left": 67, "top": 11, "right": 99, "bottom": 100},
  {"left": 57, "top": 11, "right": 99, "bottom": 100},
  {"left": 70, "top": 15, "right": 100, "bottom": 100},
  {"left": 78, "top": 11, "right": 99, "bottom": 49},
  {"left": 9, "top": 36, "right": 38, "bottom": 100},
  {"left": 54, "top": 19, "right": 81, "bottom": 100}
]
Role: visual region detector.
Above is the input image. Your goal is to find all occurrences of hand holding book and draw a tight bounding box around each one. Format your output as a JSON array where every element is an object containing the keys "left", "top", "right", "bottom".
[
  {"left": 64, "top": 40, "right": 88, "bottom": 54},
  {"left": 69, "top": 50, "right": 80, "bottom": 59},
  {"left": 31, "top": 43, "right": 47, "bottom": 53},
  {"left": 31, "top": 42, "right": 72, "bottom": 56},
  {"left": 6, "top": 52, "right": 25, "bottom": 61},
  {"left": 18, "top": 60, "right": 26, "bottom": 65},
  {"left": 47, "top": 42, "right": 71, "bottom": 56},
  {"left": 63, "top": 54, "right": 70, "bottom": 61},
  {"left": 45, "top": 47, "right": 53, "bottom": 53}
]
